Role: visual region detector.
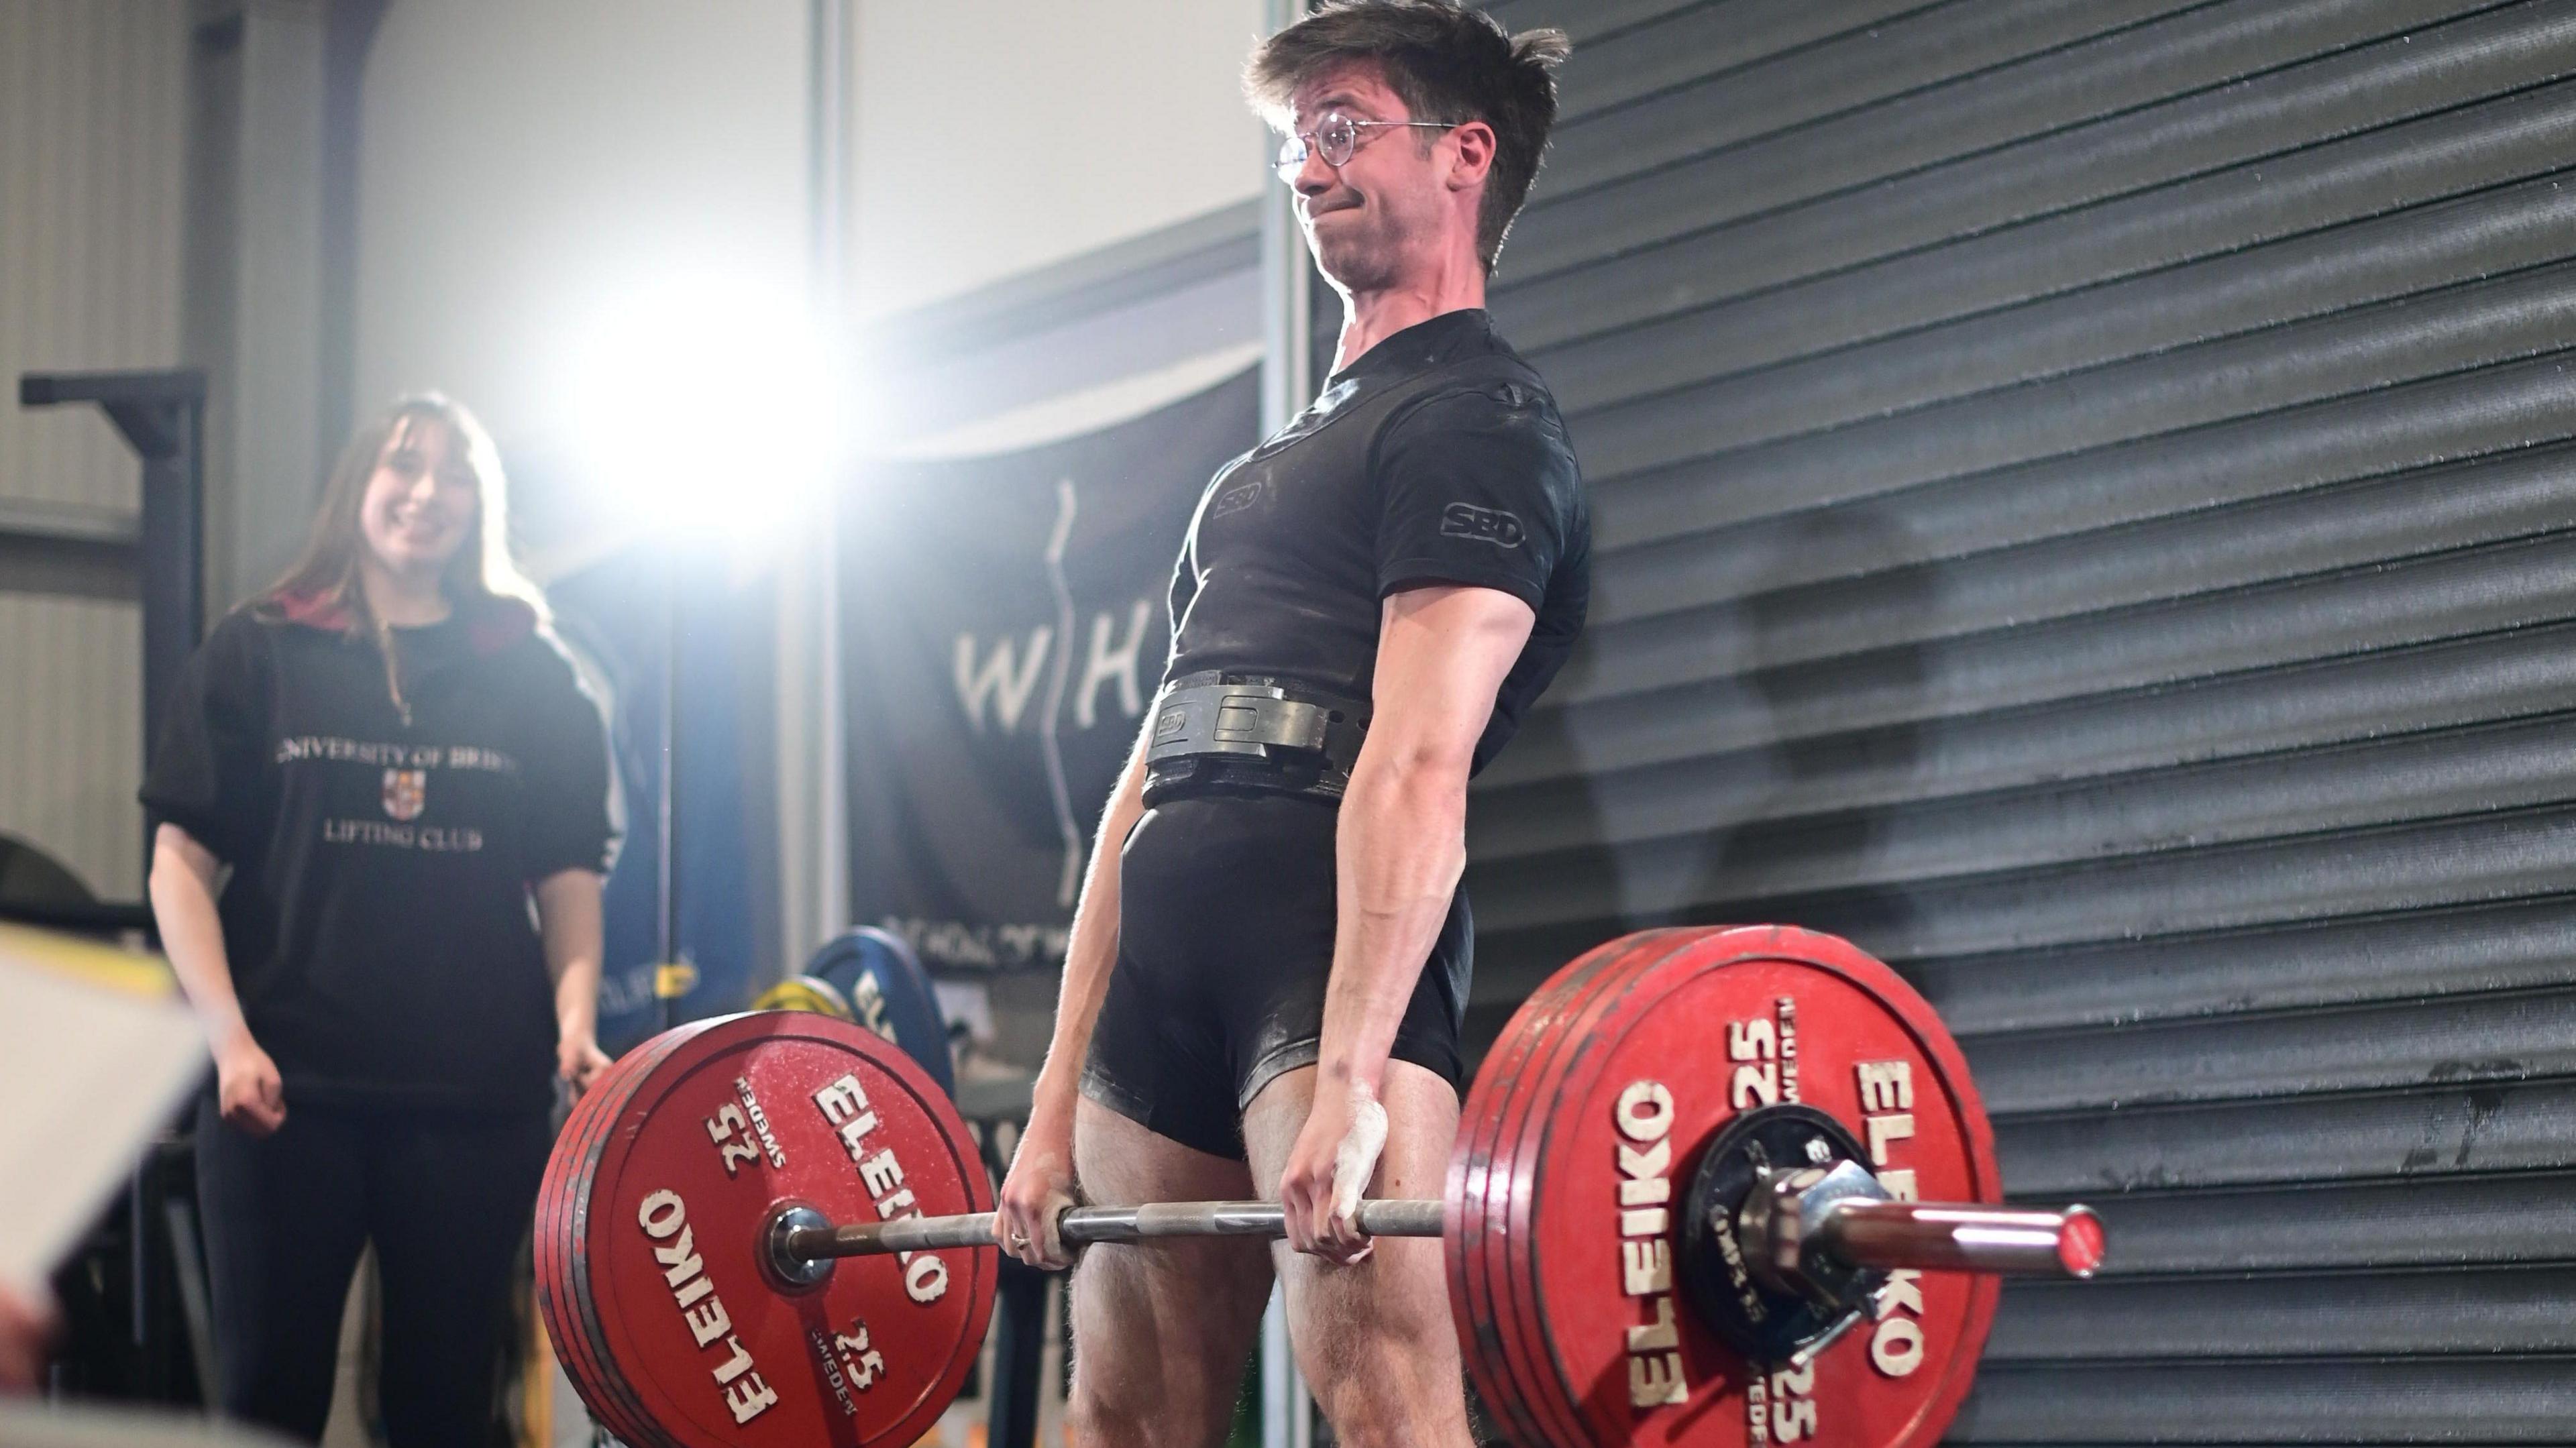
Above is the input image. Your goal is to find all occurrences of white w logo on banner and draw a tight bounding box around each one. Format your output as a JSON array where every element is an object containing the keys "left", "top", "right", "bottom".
[
  {"left": 951, "top": 601, "right": 1156, "bottom": 736},
  {"left": 953, "top": 628, "right": 1053, "bottom": 733}
]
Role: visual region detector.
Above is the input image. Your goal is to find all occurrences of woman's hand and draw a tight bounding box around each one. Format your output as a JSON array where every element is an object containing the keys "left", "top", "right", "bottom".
[
  {"left": 536, "top": 870, "right": 608, "bottom": 1097},
  {"left": 557, "top": 1032, "right": 612, "bottom": 1097},
  {"left": 215, "top": 1036, "right": 286, "bottom": 1137},
  {"left": 0, "top": 1282, "right": 58, "bottom": 1393}
]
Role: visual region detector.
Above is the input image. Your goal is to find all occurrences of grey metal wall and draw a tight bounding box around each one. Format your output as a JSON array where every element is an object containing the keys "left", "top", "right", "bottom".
[{"left": 1470, "top": 0, "right": 2576, "bottom": 1437}]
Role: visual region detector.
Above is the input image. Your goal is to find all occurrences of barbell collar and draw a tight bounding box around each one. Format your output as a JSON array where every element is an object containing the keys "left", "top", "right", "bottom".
[
  {"left": 780, "top": 1197, "right": 1449, "bottom": 1262},
  {"left": 1815, "top": 1199, "right": 2104, "bottom": 1279}
]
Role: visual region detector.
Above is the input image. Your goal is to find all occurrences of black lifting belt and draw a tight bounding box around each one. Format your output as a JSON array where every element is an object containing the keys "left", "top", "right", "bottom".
[{"left": 1141, "top": 671, "right": 1371, "bottom": 807}]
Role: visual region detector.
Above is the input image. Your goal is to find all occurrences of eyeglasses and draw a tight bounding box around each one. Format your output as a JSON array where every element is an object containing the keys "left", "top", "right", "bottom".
[{"left": 1274, "top": 111, "right": 1459, "bottom": 182}]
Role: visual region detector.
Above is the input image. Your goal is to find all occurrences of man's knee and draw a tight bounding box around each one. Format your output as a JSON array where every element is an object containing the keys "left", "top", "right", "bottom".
[
  {"left": 1063, "top": 1385, "right": 1145, "bottom": 1448},
  {"left": 1287, "top": 1241, "right": 1472, "bottom": 1448},
  {"left": 1067, "top": 1237, "right": 1268, "bottom": 1447},
  {"left": 1067, "top": 1367, "right": 1236, "bottom": 1448},
  {"left": 1307, "top": 1360, "right": 1470, "bottom": 1448}
]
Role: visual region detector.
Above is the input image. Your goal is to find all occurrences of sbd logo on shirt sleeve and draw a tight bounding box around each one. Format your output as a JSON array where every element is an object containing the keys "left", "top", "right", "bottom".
[{"left": 1440, "top": 502, "right": 1525, "bottom": 549}]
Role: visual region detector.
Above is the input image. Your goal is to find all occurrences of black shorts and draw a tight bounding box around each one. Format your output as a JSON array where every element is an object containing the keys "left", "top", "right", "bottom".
[{"left": 1080, "top": 789, "right": 1471, "bottom": 1161}]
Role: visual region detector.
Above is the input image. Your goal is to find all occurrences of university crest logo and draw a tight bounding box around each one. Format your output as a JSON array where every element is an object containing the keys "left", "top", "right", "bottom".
[{"left": 382, "top": 768, "right": 427, "bottom": 822}]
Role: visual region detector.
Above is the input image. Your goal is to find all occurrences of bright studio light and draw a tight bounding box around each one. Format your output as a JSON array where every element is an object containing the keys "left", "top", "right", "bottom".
[{"left": 566, "top": 277, "right": 855, "bottom": 541}]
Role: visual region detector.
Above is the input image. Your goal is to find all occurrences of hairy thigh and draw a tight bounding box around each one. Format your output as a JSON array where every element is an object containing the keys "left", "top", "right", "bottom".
[
  {"left": 1067, "top": 1097, "right": 1273, "bottom": 1431},
  {"left": 1242, "top": 1061, "right": 1466, "bottom": 1400}
]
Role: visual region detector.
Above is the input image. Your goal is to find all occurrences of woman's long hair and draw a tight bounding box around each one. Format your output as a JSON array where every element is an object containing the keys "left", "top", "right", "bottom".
[{"left": 265, "top": 394, "right": 547, "bottom": 702}]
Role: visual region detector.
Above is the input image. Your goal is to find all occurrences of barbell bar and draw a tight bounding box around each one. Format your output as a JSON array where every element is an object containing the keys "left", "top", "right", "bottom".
[
  {"left": 771, "top": 1193, "right": 2100, "bottom": 1278},
  {"left": 777, "top": 1196, "right": 1447, "bottom": 1259}
]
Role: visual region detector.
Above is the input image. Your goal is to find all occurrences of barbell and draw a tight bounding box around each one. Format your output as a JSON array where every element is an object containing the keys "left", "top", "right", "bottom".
[{"left": 534, "top": 925, "right": 2103, "bottom": 1448}]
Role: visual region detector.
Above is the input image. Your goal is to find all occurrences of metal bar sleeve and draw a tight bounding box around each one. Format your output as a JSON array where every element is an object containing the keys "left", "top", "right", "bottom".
[
  {"left": 785, "top": 1199, "right": 1446, "bottom": 1261},
  {"left": 1813, "top": 1200, "right": 2105, "bottom": 1278}
]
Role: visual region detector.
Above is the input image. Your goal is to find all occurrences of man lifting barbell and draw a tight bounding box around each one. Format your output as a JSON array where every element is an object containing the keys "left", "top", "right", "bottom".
[
  {"left": 517, "top": 6, "right": 2113, "bottom": 1445},
  {"left": 529, "top": 925, "right": 2105, "bottom": 1448},
  {"left": 990, "top": 3, "right": 1588, "bottom": 1444}
]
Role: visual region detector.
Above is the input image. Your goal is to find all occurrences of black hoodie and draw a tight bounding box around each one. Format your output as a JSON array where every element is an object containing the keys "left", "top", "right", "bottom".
[{"left": 142, "top": 593, "right": 615, "bottom": 1112}]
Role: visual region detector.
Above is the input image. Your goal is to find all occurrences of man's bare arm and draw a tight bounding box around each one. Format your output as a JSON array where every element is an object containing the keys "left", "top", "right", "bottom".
[
  {"left": 1282, "top": 582, "right": 1536, "bottom": 1257},
  {"left": 1036, "top": 720, "right": 1153, "bottom": 1102},
  {"left": 996, "top": 714, "right": 1155, "bottom": 1265}
]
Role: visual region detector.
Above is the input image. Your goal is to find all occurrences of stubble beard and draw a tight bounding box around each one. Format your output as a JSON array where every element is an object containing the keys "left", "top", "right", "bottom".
[{"left": 1307, "top": 209, "right": 1405, "bottom": 297}]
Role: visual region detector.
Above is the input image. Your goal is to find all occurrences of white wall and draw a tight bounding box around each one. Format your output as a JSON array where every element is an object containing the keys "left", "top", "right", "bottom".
[
  {"left": 354, "top": 0, "right": 809, "bottom": 455},
  {"left": 849, "top": 0, "right": 1268, "bottom": 319},
  {"left": 356, "top": 0, "right": 1270, "bottom": 450}
]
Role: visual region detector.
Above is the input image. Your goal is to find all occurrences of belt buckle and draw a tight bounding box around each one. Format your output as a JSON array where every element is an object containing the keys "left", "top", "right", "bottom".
[{"left": 1147, "top": 681, "right": 1331, "bottom": 764}]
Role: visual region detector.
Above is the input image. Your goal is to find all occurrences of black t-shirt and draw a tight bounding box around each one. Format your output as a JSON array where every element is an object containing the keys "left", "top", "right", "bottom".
[
  {"left": 1166, "top": 308, "right": 1589, "bottom": 772},
  {"left": 141, "top": 597, "right": 615, "bottom": 1112}
]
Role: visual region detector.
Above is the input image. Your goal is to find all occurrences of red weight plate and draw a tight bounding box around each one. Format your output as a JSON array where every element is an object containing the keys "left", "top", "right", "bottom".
[
  {"left": 545, "top": 1031, "right": 696, "bottom": 1448},
  {"left": 1498, "top": 934, "right": 1702, "bottom": 1448},
  {"left": 1501, "top": 934, "right": 1735, "bottom": 1448},
  {"left": 563, "top": 1022, "right": 733, "bottom": 1447},
  {"left": 541, "top": 1048, "right": 648, "bottom": 1441},
  {"left": 1451, "top": 931, "right": 1666, "bottom": 1448},
  {"left": 1463, "top": 936, "right": 1648, "bottom": 1447},
  {"left": 1458, "top": 930, "right": 1692, "bottom": 1448},
  {"left": 1516, "top": 926, "right": 2001, "bottom": 1448},
  {"left": 553, "top": 1023, "right": 726, "bottom": 1448},
  {"left": 559, "top": 1021, "right": 812, "bottom": 1448},
  {"left": 1507, "top": 936, "right": 1697, "bottom": 1448},
  {"left": 1488, "top": 932, "right": 1702, "bottom": 1448},
  {"left": 1464, "top": 934, "right": 1642, "bottom": 1448},
  {"left": 1505, "top": 929, "right": 1829, "bottom": 1447},
  {"left": 574, "top": 1013, "right": 996, "bottom": 1448},
  {"left": 1495, "top": 928, "right": 1802, "bottom": 1448},
  {"left": 537, "top": 1097, "right": 600, "bottom": 1427},
  {"left": 575, "top": 1053, "right": 700, "bottom": 1448},
  {"left": 1450, "top": 942, "right": 1577, "bottom": 1448},
  {"left": 1455, "top": 967, "right": 1580, "bottom": 1448},
  {"left": 553, "top": 1032, "right": 697, "bottom": 1448}
]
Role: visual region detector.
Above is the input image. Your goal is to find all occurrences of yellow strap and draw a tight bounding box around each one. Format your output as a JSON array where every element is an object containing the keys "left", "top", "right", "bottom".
[{"left": 0, "top": 922, "right": 176, "bottom": 999}]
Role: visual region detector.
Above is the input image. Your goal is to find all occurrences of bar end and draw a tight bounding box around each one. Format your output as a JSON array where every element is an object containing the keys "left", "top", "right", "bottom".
[{"left": 2057, "top": 1205, "right": 2106, "bottom": 1279}]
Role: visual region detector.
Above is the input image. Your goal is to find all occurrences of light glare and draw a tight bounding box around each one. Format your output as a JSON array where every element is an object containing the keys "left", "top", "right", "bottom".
[{"left": 566, "top": 277, "right": 854, "bottom": 541}]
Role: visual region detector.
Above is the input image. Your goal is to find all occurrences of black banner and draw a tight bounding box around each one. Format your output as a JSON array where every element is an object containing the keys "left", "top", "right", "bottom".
[{"left": 841, "top": 370, "right": 1258, "bottom": 972}]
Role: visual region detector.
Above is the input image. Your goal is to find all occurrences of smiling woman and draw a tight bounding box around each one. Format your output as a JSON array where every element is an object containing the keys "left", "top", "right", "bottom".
[
  {"left": 137, "top": 394, "right": 621, "bottom": 1444},
  {"left": 266, "top": 397, "right": 548, "bottom": 712}
]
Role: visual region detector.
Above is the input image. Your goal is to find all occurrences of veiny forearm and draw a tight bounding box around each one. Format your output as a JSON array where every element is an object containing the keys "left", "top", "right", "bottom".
[
  {"left": 537, "top": 870, "right": 606, "bottom": 1041},
  {"left": 149, "top": 828, "right": 251, "bottom": 1054},
  {"left": 1320, "top": 753, "right": 1469, "bottom": 1095},
  {"left": 1034, "top": 742, "right": 1151, "bottom": 1106}
]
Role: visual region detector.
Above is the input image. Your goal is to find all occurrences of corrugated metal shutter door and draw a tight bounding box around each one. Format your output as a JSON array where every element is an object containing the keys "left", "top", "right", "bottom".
[{"left": 1470, "top": 0, "right": 2576, "bottom": 1438}]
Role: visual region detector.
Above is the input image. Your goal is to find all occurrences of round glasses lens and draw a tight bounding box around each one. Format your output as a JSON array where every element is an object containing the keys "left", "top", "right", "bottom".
[
  {"left": 1276, "top": 133, "right": 1307, "bottom": 176},
  {"left": 1318, "top": 114, "right": 1359, "bottom": 167}
]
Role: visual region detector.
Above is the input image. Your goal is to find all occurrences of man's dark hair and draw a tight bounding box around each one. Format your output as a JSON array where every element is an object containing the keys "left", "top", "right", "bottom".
[{"left": 1246, "top": 0, "right": 1570, "bottom": 275}]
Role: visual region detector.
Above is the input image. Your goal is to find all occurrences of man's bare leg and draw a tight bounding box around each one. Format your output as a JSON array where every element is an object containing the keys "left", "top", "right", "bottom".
[
  {"left": 1065, "top": 1097, "right": 1275, "bottom": 1448},
  {"left": 1244, "top": 1060, "right": 1474, "bottom": 1448}
]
